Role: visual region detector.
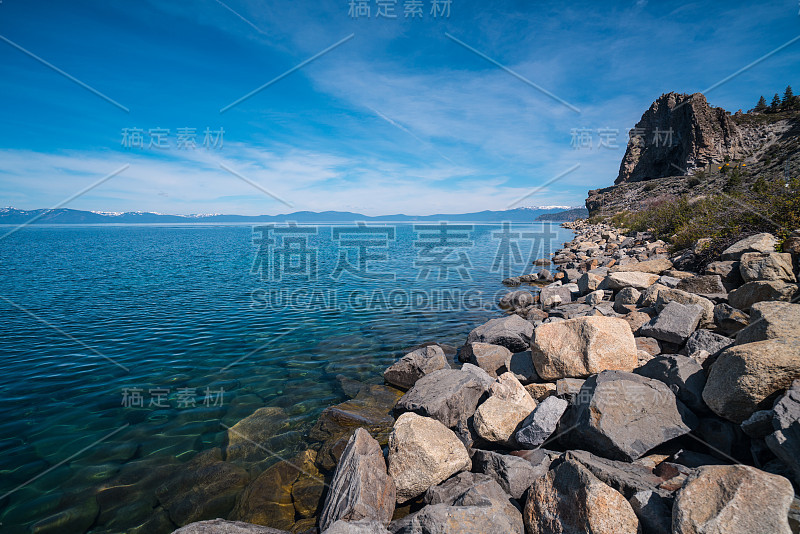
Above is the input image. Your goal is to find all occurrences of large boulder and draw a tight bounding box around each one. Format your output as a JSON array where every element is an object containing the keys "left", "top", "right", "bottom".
[
  {"left": 735, "top": 301, "right": 800, "bottom": 345},
  {"left": 531, "top": 316, "right": 638, "bottom": 381},
  {"left": 607, "top": 271, "right": 660, "bottom": 290},
  {"left": 702, "top": 338, "right": 800, "bottom": 423},
  {"left": 394, "top": 368, "right": 488, "bottom": 428},
  {"left": 461, "top": 342, "right": 511, "bottom": 378},
  {"left": 473, "top": 373, "right": 537, "bottom": 446},
  {"left": 387, "top": 413, "right": 471, "bottom": 503},
  {"left": 467, "top": 315, "right": 534, "bottom": 353},
  {"left": 524, "top": 459, "right": 639, "bottom": 534},
  {"left": 739, "top": 252, "right": 796, "bottom": 283},
  {"left": 713, "top": 303, "right": 749, "bottom": 335},
  {"left": 383, "top": 345, "right": 448, "bottom": 390},
  {"left": 515, "top": 396, "right": 569, "bottom": 449},
  {"left": 472, "top": 450, "right": 546, "bottom": 500},
  {"left": 720, "top": 233, "right": 778, "bottom": 260},
  {"left": 562, "top": 370, "right": 697, "bottom": 461},
  {"left": 638, "top": 301, "right": 704, "bottom": 344},
  {"left": 728, "top": 281, "right": 798, "bottom": 311},
  {"left": 319, "top": 429, "right": 395, "bottom": 531},
  {"left": 672, "top": 465, "right": 794, "bottom": 533},
  {"left": 634, "top": 354, "right": 707, "bottom": 414}
]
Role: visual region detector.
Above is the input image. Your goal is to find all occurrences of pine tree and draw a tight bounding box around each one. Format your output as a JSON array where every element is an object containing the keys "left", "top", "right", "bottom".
[
  {"left": 781, "top": 85, "right": 795, "bottom": 110},
  {"left": 770, "top": 93, "right": 781, "bottom": 112},
  {"left": 754, "top": 95, "right": 768, "bottom": 112}
]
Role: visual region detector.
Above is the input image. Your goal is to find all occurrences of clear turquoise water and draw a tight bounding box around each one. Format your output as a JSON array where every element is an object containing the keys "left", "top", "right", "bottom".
[{"left": 0, "top": 223, "right": 571, "bottom": 532}]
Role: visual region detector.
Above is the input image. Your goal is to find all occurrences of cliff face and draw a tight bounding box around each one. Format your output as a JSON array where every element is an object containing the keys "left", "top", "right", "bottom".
[{"left": 615, "top": 92, "right": 747, "bottom": 184}]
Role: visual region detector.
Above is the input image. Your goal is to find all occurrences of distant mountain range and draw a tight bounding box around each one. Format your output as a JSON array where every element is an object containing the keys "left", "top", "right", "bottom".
[{"left": 0, "top": 206, "right": 583, "bottom": 225}]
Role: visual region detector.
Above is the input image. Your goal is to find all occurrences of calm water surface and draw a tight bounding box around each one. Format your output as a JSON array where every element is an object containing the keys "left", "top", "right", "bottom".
[{"left": 0, "top": 223, "right": 572, "bottom": 533}]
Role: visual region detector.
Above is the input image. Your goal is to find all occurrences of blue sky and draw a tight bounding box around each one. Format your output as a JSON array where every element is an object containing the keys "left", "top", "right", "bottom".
[{"left": 0, "top": 0, "right": 798, "bottom": 215}]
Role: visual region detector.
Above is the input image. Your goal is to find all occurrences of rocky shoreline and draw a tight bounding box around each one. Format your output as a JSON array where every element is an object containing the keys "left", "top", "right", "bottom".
[{"left": 173, "top": 222, "right": 800, "bottom": 534}]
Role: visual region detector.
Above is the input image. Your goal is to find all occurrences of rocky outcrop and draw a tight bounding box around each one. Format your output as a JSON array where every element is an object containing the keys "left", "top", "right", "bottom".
[{"left": 615, "top": 92, "right": 746, "bottom": 184}]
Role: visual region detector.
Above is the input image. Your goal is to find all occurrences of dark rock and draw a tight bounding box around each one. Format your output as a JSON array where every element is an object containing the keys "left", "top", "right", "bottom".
[
  {"left": 472, "top": 450, "right": 545, "bottom": 500},
  {"left": 507, "top": 351, "right": 540, "bottom": 385},
  {"left": 766, "top": 380, "right": 800, "bottom": 488},
  {"left": 740, "top": 410, "right": 774, "bottom": 439},
  {"left": 705, "top": 261, "right": 743, "bottom": 288},
  {"left": 680, "top": 329, "right": 734, "bottom": 357},
  {"left": 514, "top": 396, "right": 568, "bottom": 449},
  {"left": 638, "top": 301, "right": 704, "bottom": 344},
  {"left": 319, "top": 428, "right": 395, "bottom": 531},
  {"left": 461, "top": 342, "right": 511, "bottom": 378},
  {"left": 629, "top": 490, "right": 673, "bottom": 534},
  {"left": 728, "top": 281, "right": 798, "bottom": 311},
  {"left": 676, "top": 275, "right": 726, "bottom": 296},
  {"left": 565, "top": 450, "right": 671, "bottom": 499},
  {"left": 467, "top": 315, "right": 534, "bottom": 353},
  {"left": 383, "top": 345, "right": 447, "bottom": 390},
  {"left": 713, "top": 303, "right": 749, "bottom": 335},
  {"left": 634, "top": 354, "right": 707, "bottom": 414},
  {"left": 562, "top": 370, "right": 697, "bottom": 461},
  {"left": 394, "top": 368, "right": 487, "bottom": 428},
  {"left": 423, "top": 471, "right": 494, "bottom": 505},
  {"left": 499, "top": 290, "right": 536, "bottom": 310},
  {"left": 669, "top": 449, "right": 729, "bottom": 469},
  {"left": 323, "top": 519, "right": 391, "bottom": 533}
]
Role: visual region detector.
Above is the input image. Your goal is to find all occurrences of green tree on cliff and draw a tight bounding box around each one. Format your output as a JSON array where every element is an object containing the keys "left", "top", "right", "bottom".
[
  {"left": 754, "top": 95, "right": 768, "bottom": 112},
  {"left": 781, "top": 85, "right": 796, "bottom": 110},
  {"left": 770, "top": 93, "right": 781, "bottom": 112}
]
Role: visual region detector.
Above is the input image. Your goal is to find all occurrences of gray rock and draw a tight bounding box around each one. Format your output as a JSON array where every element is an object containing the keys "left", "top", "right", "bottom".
[
  {"left": 654, "top": 288, "right": 715, "bottom": 328},
  {"left": 472, "top": 450, "right": 545, "bottom": 500},
  {"left": 585, "top": 289, "right": 605, "bottom": 305},
  {"left": 657, "top": 275, "right": 681, "bottom": 288},
  {"left": 319, "top": 428, "right": 395, "bottom": 531},
  {"left": 739, "top": 252, "right": 796, "bottom": 283},
  {"left": 467, "top": 315, "right": 534, "bottom": 353},
  {"left": 393, "top": 474, "right": 523, "bottom": 533},
  {"left": 630, "top": 490, "right": 673, "bottom": 534},
  {"left": 515, "top": 396, "right": 569, "bottom": 449},
  {"left": 547, "top": 302, "right": 594, "bottom": 319},
  {"left": 702, "top": 339, "right": 800, "bottom": 423},
  {"left": 383, "top": 345, "right": 448, "bottom": 390},
  {"left": 705, "top": 260, "right": 743, "bottom": 288},
  {"left": 713, "top": 303, "right": 749, "bottom": 335},
  {"left": 614, "top": 287, "right": 642, "bottom": 313},
  {"left": 766, "top": 380, "right": 800, "bottom": 488},
  {"left": 676, "top": 275, "right": 727, "bottom": 296},
  {"left": 736, "top": 301, "right": 800, "bottom": 345},
  {"left": 507, "top": 351, "right": 540, "bottom": 384},
  {"left": 740, "top": 410, "right": 774, "bottom": 439},
  {"left": 672, "top": 465, "right": 794, "bottom": 534},
  {"left": 578, "top": 272, "right": 604, "bottom": 294},
  {"left": 172, "top": 520, "right": 288, "bottom": 534},
  {"left": 387, "top": 413, "right": 471, "bottom": 503},
  {"left": 680, "top": 329, "right": 734, "bottom": 357},
  {"left": 555, "top": 377, "right": 585, "bottom": 403},
  {"left": 461, "top": 342, "right": 511, "bottom": 378},
  {"left": 638, "top": 301, "right": 704, "bottom": 344},
  {"left": 728, "top": 281, "right": 798, "bottom": 311},
  {"left": 634, "top": 354, "right": 707, "bottom": 414},
  {"left": 721, "top": 233, "right": 778, "bottom": 260},
  {"left": 565, "top": 449, "right": 671, "bottom": 499},
  {"left": 540, "top": 283, "right": 578, "bottom": 307},
  {"left": 498, "top": 290, "right": 536, "bottom": 310},
  {"left": 323, "top": 520, "right": 391, "bottom": 534},
  {"left": 395, "top": 368, "right": 488, "bottom": 428},
  {"left": 562, "top": 370, "right": 697, "bottom": 461}
]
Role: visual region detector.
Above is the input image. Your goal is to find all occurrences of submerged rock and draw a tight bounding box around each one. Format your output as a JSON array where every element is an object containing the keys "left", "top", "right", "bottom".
[{"left": 171, "top": 519, "right": 288, "bottom": 533}]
